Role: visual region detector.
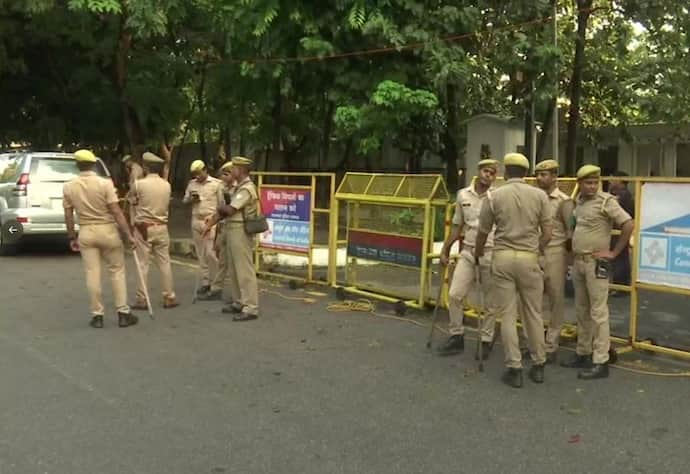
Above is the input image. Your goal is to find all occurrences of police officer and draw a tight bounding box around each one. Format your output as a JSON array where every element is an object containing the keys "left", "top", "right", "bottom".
[
  {"left": 207, "top": 156, "right": 260, "bottom": 321},
  {"left": 561, "top": 165, "right": 633, "bottom": 380},
  {"left": 534, "top": 159, "right": 574, "bottom": 363},
  {"left": 475, "top": 153, "right": 552, "bottom": 388},
  {"left": 438, "top": 159, "right": 499, "bottom": 359},
  {"left": 63, "top": 149, "right": 138, "bottom": 329},
  {"left": 123, "top": 153, "right": 144, "bottom": 226},
  {"left": 131, "top": 152, "right": 179, "bottom": 309},
  {"left": 205, "top": 161, "right": 237, "bottom": 308},
  {"left": 183, "top": 160, "right": 222, "bottom": 298}
]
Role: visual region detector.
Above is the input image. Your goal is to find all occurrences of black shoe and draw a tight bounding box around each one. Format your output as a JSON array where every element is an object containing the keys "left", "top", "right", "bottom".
[
  {"left": 560, "top": 353, "right": 593, "bottom": 369},
  {"left": 221, "top": 303, "right": 243, "bottom": 314},
  {"left": 89, "top": 315, "right": 104, "bottom": 329},
  {"left": 528, "top": 364, "right": 545, "bottom": 383},
  {"left": 197, "top": 289, "right": 222, "bottom": 301},
  {"left": 118, "top": 312, "right": 139, "bottom": 328},
  {"left": 474, "top": 341, "right": 492, "bottom": 361},
  {"left": 578, "top": 363, "right": 609, "bottom": 380},
  {"left": 232, "top": 312, "right": 258, "bottom": 322},
  {"left": 545, "top": 352, "right": 558, "bottom": 365},
  {"left": 197, "top": 285, "right": 211, "bottom": 295},
  {"left": 501, "top": 368, "right": 523, "bottom": 388},
  {"left": 436, "top": 335, "right": 464, "bottom": 356}
]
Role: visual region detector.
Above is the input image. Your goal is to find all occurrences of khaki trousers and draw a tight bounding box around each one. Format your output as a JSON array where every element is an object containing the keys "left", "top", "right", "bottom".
[
  {"left": 492, "top": 250, "right": 546, "bottom": 368},
  {"left": 78, "top": 223, "right": 129, "bottom": 316},
  {"left": 573, "top": 254, "right": 611, "bottom": 364},
  {"left": 134, "top": 225, "right": 176, "bottom": 301},
  {"left": 210, "top": 222, "right": 228, "bottom": 295},
  {"left": 448, "top": 248, "right": 496, "bottom": 342},
  {"left": 191, "top": 217, "right": 218, "bottom": 289},
  {"left": 543, "top": 245, "right": 568, "bottom": 353},
  {"left": 225, "top": 223, "right": 259, "bottom": 315}
]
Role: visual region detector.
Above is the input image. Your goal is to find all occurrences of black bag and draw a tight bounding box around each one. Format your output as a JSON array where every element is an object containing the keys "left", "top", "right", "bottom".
[{"left": 241, "top": 183, "right": 268, "bottom": 235}]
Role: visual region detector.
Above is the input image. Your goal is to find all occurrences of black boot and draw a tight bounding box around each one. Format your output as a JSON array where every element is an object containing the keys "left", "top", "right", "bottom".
[
  {"left": 196, "top": 285, "right": 211, "bottom": 296},
  {"left": 545, "top": 352, "right": 558, "bottom": 365},
  {"left": 198, "top": 289, "right": 222, "bottom": 301},
  {"left": 118, "top": 312, "right": 139, "bottom": 328},
  {"left": 501, "top": 368, "right": 523, "bottom": 388},
  {"left": 436, "top": 335, "right": 464, "bottom": 356},
  {"left": 222, "top": 303, "right": 243, "bottom": 314},
  {"left": 528, "top": 364, "right": 545, "bottom": 384},
  {"left": 474, "top": 341, "right": 492, "bottom": 361},
  {"left": 560, "top": 353, "right": 592, "bottom": 369},
  {"left": 578, "top": 363, "right": 609, "bottom": 380},
  {"left": 89, "top": 315, "right": 104, "bottom": 329}
]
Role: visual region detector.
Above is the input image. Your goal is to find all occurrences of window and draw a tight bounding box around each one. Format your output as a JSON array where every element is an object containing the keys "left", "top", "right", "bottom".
[
  {"left": 0, "top": 156, "right": 25, "bottom": 183},
  {"left": 29, "top": 157, "right": 108, "bottom": 182}
]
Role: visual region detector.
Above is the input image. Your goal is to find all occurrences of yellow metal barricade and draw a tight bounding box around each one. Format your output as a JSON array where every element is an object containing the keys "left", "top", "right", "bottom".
[
  {"left": 333, "top": 173, "right": 450, "bottom": 310},
  {"left": 252, "top": 172, "right": 337, "bottom": 286}
]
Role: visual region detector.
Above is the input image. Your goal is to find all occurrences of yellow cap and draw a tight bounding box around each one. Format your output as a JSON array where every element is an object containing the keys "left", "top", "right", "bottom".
[
  {"left": 503, "top": 153, "right": 529, "bottom": 169},
  {"left": 577, "top": 164, "right": 601, "bottom": 180},
  {"left": 231, "top": 156, "right": 253, "bottom": 166},
  {"left": 142, "top": 152, "right": 164, "bottom": 164},
  {"left": 121, "top": 154, "right": 132, "bottom": 163},
  {"left": 477, "top": 159, "right": 499, "bottom": 170},
  {"left": 74, "top": 149, "right": 97, "bottom": 163},
  {"left": 535, "top": 159, "right": 559, "bottom": 172},
  {"left": 190, "top": 160, "right": 206, "bottom": 173},
  {"left": 220, "top": 161, "right": 234, "bottom": 172}
]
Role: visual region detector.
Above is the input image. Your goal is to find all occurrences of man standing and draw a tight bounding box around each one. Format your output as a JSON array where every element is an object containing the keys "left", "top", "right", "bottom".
[
  {"left": 202, "top": 161, "right": 237, "bottom": 305},
  {"left": 475, "top": 153, "right": 552, "bottom": 388},
  {"left": 206, "top": 156, "right": 260, "bottom": 321},
  {"left": 63, "top": 149, "right": 138, "bottom": 329},
  {"left": 131, "top": 152, "right": 179, "bottom": 310},
  {"left": 123, "top": 153, "right": 144, "bottom": 225},
  {"left": 561, "top": 165, "right": 633, "bottom": 380},
  {"left": 608, "top": 171, "right": 635, "bottom": 290},
  {"left": 183, "top": 160, "right": 222, "bottom": 298},
  {"left": 534, "top": 159, "right": 574, "bottom": 364},
  {"left": 438, "top": 159, "right": 499, "bottom": 359}
]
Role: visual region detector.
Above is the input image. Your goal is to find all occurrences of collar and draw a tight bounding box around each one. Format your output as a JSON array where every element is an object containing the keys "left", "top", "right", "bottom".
[
  {"left": 505, "top": 178, "right": 524, "bottom": 184},
  {"left": 237, "top": 176, "right": 252, "bottom": 186},
  {"left": 548, "top": 187, "right": 561, "bottom": 198},
  {"left": 79, "top": 171, "right": 97, "bottom": 177}
]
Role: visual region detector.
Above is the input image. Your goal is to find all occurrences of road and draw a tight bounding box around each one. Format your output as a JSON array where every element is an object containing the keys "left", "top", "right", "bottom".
[{"left": 1, "top": 245, "right": 689, "bottom": 474}]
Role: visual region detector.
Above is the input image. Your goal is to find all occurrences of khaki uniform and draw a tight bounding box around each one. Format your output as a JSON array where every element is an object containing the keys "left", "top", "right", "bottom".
[
  {"left": 127, "top": 162, "right": 144, "bottom": 225},
  {"left": 183, "top": 176, "right": 222, "bottom": 289},
  {"left": 448, "top": 185, "right": 496, "bottom": 342},
  {"left": 478, "top": 178, "right": 551, "bottom": 368},
  {"left": 210, "top": 183, "right": 236, "bottom": 298},
  {"left": 63, "top": 172, "right": 130, "bottom": 316},
  {"left": 225, "top": 176, "right": 260, "bottom": 315},
  {"left": 542, "top": 188, "right": 574, "bottom": 353},
  {"left": 572, "top": 191, "right": 632, "bottom": 364},
  {"left": 132, "top": 174, "right": 176, "bottom": 303}
]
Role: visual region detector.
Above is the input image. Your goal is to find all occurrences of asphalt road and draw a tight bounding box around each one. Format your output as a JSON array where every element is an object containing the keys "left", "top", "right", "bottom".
[{"left": 1, "top": 244, "right": 689, "bottom": 474}]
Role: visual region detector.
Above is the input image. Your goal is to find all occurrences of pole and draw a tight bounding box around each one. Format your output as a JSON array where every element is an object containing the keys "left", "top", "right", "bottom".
[
  {"left": 132, "top": 249, "right": 154, "bottom": 319},
  {"left": 552, "top": 0, "right": 560, "bottom": 166}
]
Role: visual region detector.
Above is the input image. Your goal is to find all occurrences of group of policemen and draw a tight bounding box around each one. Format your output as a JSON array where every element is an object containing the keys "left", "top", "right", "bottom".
[
  {"left": 439, "top": 152, "right": 633, "bottom": 388},
  {"left": 63, "top": 150, "right": 261, "bottom": 329}
]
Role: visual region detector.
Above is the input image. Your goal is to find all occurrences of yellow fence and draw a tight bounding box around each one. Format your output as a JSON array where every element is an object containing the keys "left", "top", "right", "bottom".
[
  {"left": 252, "top": 172, "right": 337, "bottom": 286},
  {"left": 333, "top": 173, "right": 450, "bottom": 311}
]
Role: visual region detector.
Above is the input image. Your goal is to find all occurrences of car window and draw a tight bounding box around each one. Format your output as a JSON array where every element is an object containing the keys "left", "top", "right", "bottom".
[
  {"left": 0, "top": 156, "right": 24, "bottom": 183},
  {"left": 29, "top": 157, "right": 109, "bottom": 182}
]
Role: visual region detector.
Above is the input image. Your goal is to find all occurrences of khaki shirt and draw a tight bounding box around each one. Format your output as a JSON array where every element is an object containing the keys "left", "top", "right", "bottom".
[
  {"left": 133, "top": 174, "right": 171, "bottom": 225},
  {"left": 128, "top": 162, "right": 144, "bottom": 189},
  {"left": 63, "top": 171, "right": 118, "bottom": 226},
  {"left": 546, "top": 187, "right": 574, "bottom": 248},
  {"left": 216, "top": 182, "right": 237, "bottom": 223},
  {"left": 227, "top": 177, "right": 259, "bottom": 223},
  {"left": 183, "top": 176, "right": 221, "bottom": 219},
  {"left": 478, "top": 178, "right": 551, "bottom": 253},
  {"left": 452, "top": 185, "right": 495, "bottom": 248},
  {"left": 572, "top": 191, "right": 632, "bottom": 255}
]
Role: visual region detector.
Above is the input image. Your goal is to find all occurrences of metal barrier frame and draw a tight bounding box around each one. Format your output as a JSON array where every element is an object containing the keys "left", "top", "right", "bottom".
[
  {"left": 252, "top": 172, "right": 337, "bottom": 286},
  {"left": 333, "top": 173, "right": 450, "bottom": 310}
]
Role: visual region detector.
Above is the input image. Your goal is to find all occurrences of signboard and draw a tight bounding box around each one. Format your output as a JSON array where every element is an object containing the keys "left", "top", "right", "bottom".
[
  {"left": 259, "top": 187, "right": 311, "bottom": 253},
  {"left": 638, "top": 183, "right": 690, "bottom": 290},
  {"left": 347, "top": 229, "right": 423, "bottom": 268}
]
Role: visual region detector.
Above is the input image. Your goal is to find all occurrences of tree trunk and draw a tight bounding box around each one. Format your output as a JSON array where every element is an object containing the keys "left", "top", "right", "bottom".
[
  {"left": 321, "top": 96, "right": 335, "bottom": 170},
  {"left": 270, "top": 84, "right": 282, "bottom": 169},
  {"left": 536, "top": 99, "right": 555, "bottom": 162},
  {"left": 523, "top": 81, "right": 534, "bottom": 163},
  {"left": 566, "top": 0, "right": 593, "bottom": 174},
  {"left": 443, "top": 83, "right": 460, "bottom": 192},
  {"left": 197, "top": 65, "right": 208, "bottom": 162}
]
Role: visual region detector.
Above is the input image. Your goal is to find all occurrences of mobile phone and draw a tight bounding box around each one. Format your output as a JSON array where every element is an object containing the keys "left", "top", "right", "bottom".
[{"left": 595, "top": 259, "right": 610, "bottom": 279}]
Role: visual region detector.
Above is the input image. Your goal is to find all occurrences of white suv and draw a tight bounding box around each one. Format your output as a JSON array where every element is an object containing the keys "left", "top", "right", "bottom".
[{"left": 0, "top": 151, "right": 111, "bottom": 255}]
